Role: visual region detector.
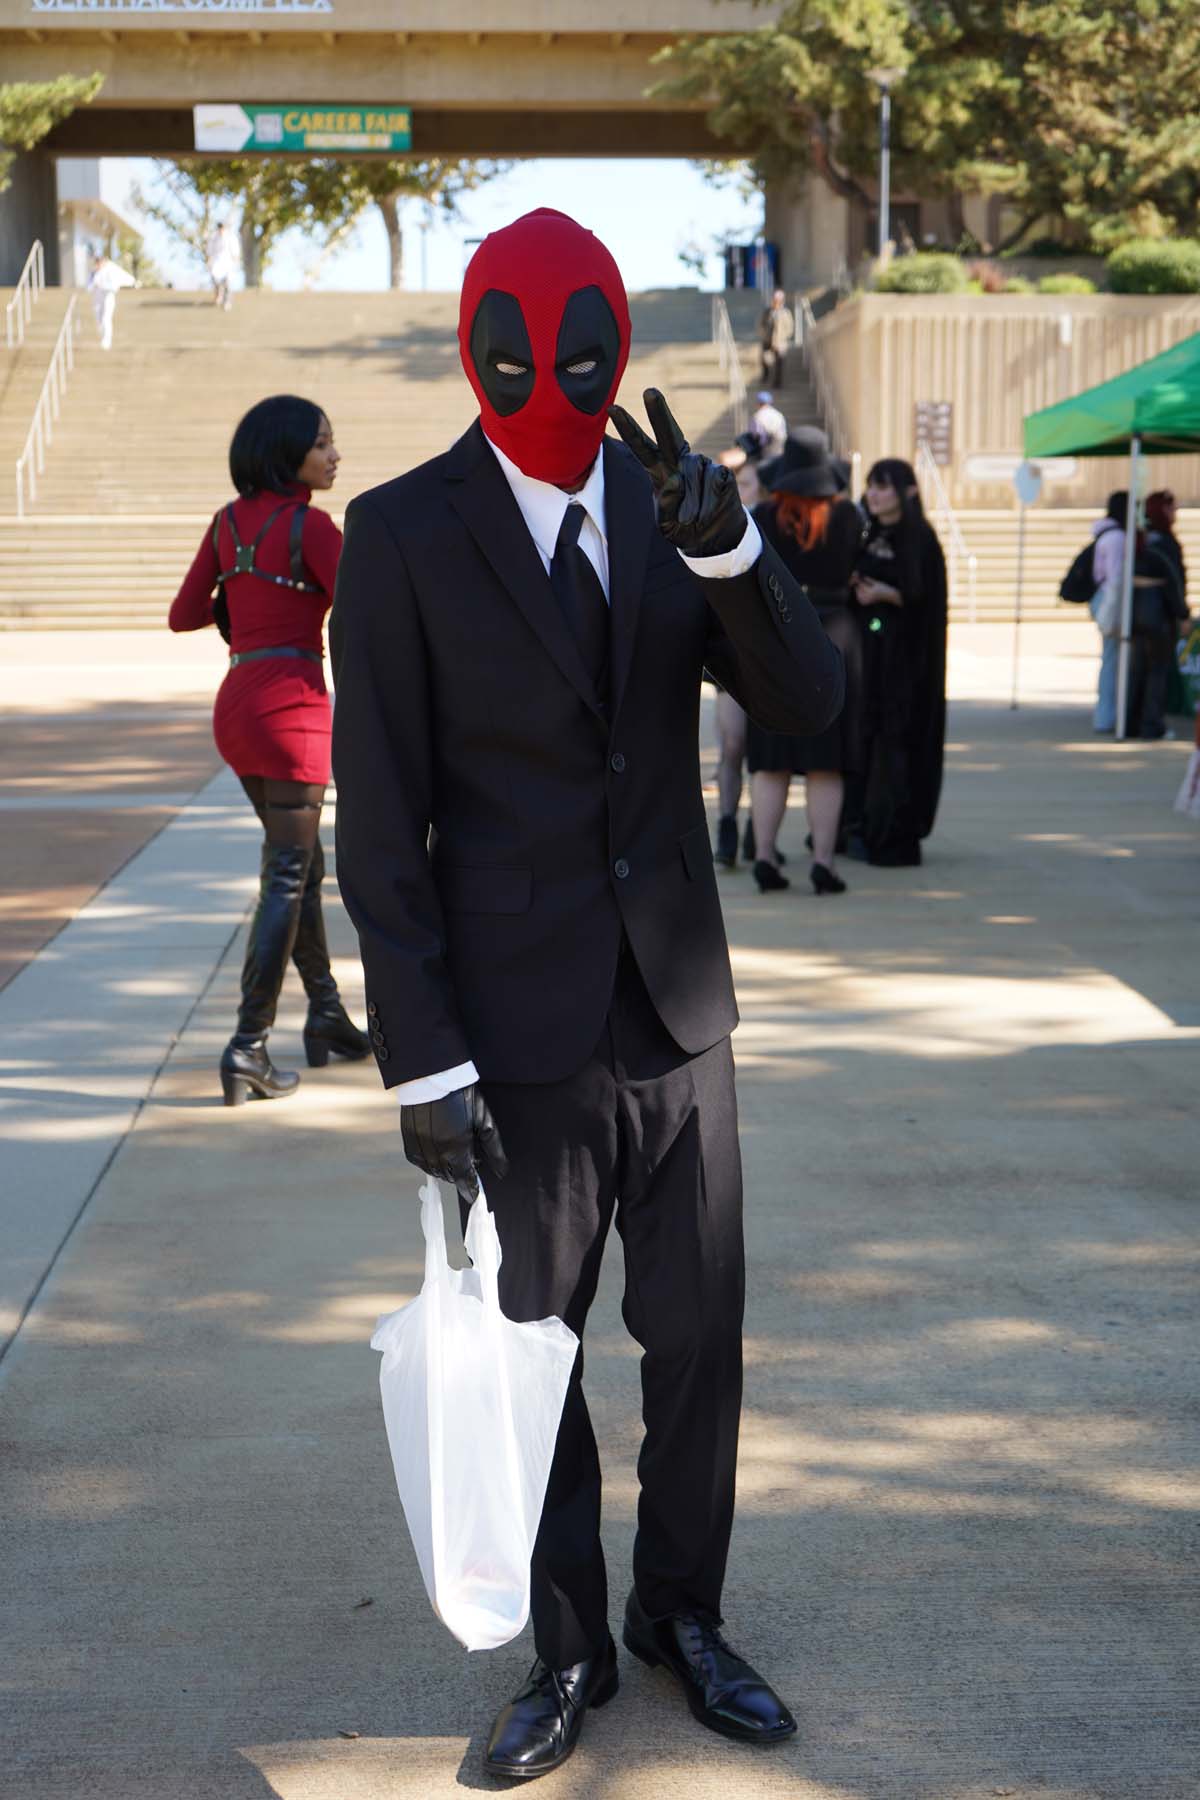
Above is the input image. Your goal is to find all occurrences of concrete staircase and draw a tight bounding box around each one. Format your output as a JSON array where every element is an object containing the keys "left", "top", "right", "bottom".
[
  {"left": 946, "top": 508, "right": 1200, "bottom": 622},
  {"left": 2, "top": 285, "right": 1191, "bottom": 628},
  {"left": 0, "top": 287, "right": 756, "bottom": 628},
  {"left": 0, "top": 286, "right": 76, "bottom": 492}
]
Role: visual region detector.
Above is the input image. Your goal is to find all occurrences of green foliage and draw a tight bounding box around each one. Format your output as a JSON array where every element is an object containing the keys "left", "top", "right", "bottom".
[
  {"left": 337, "top": 158, "right": 509, "bottom": 287},
  {"left": 108, "top": 225, "right": 164, "bottom": 288},
  {"left": 655, "top": 1, "right": 1200, "bottom": 250},
  {"left": 0, "top": 75, "right": 104, "bottom": 191},
  {"left": 1001, "top": 275, "right": 1035, "bottom": 293},
  {"left": 133, "top": 159, "right": 358, "bottom": 287},
  {"left": 874, "top": 253, "right": 968, "bottom": 294},
  {"left": 1106, "top": 238, "right": 1200, "bottom": 293},
  {"left": 137, "top": 156, "right": 507, "bottom": 289},
  {"left": 1036, "top": 272, "right": 1097, "bottom": 294}
]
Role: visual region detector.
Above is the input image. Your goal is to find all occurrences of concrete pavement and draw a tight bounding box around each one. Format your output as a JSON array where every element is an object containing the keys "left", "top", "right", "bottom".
[{"left": 1, "top": 625, "right": 1197, "bottom": 1798}]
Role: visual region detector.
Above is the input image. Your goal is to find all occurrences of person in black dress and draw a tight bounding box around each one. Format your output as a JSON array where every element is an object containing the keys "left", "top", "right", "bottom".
[
  {"left": 849, "top": 459, "right": 948, "bottom": 867},
  {"left": 746, "top": 431, "right": 864, "bottom": 895}
]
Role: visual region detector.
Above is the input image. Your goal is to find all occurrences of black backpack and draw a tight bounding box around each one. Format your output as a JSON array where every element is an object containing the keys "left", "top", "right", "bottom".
[
  {"left": 210, "top": 500, "right": 318, "bottom": 644},
  {"left": 1059, "top": 522, "right": 1119, "bottom": 604}
]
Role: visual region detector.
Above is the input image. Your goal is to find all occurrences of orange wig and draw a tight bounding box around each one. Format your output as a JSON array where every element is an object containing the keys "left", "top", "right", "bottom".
[{"left": 772, "top": 493, "right": 831, "bottom": 549}]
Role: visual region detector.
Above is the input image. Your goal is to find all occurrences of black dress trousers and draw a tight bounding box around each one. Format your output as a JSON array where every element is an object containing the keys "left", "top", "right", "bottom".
[{"left": 471, "top": 942, "right": 745, "bottom": 1669}]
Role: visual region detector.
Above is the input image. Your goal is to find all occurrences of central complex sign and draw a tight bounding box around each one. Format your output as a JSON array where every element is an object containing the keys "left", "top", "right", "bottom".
[
  {"left": 36, "top": 0, "right": 332, "bottom": 11},
  {"left": 194, "top": 103, "right": 412, "bottom": 153}
]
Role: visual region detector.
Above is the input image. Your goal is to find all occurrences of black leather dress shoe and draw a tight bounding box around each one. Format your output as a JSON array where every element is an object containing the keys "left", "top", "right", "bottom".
[
  {"left": 623, "top": 1591, "right": 796, "bottom": 1744},
  {"left": 483, "top": 1635, "right": 618, "bottom": 1780}
]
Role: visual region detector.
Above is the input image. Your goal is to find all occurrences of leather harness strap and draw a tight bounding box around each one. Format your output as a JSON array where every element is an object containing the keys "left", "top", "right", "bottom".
[{"left": 229, "top": 647, "right": 322, "bottom": 667}]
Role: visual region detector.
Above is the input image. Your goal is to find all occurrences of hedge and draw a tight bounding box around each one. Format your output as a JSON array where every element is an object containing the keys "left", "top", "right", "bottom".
[
  {"left": 1106, "top": 239, "right": 1200, "bottom": 294},
  {"left": 874, "top": 253, "right": 969, "bottom": 294},
  {"left": 1037, "top": 273, "right": 1098, "bottom": 294}
]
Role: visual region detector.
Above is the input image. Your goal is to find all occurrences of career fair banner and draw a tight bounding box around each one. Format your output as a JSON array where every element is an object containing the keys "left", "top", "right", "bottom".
[{"left": 194, "top": 104, "right": 412, "bottom": 154}]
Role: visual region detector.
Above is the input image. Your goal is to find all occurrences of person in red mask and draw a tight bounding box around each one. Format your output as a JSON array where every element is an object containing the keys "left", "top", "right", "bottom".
[{"left": 331, "top": 209, "right": 842, "bottom": 1780}]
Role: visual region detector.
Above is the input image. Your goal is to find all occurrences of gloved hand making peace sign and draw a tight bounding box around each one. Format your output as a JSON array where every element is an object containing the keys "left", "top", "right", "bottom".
[{"left": 608, "top": 387, "right": 749, "bottom": 560}]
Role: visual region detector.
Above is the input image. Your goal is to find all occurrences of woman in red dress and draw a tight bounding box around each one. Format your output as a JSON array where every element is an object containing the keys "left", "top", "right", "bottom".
[{"left": 170, "top": 394, "right": 368, "bottom": 1104}]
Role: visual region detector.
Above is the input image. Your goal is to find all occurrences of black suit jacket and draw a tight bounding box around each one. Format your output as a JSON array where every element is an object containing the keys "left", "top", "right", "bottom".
[{"left": 329, "top": 422, "right": 843, "bottom": 1087}]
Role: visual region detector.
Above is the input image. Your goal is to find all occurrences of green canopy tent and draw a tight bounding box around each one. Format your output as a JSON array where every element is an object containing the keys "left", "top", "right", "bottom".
[{"left": 1025, "top": 330, "right": 1200, "bottom": 738}]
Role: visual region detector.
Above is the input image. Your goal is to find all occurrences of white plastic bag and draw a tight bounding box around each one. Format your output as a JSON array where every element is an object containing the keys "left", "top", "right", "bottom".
[{"left": 371, "top": 1180, "right": 578, "bottom": 1651}]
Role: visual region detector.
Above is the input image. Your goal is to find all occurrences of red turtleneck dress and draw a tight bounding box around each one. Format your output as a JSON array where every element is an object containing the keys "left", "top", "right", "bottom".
[{"left": 169, "top": 488, "right": 342, "bottom": 784}]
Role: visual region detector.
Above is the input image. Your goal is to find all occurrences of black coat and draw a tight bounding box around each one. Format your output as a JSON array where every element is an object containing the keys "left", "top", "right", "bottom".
[{"left": 329, "top": 421, "right": 844, "bottom": 1087}]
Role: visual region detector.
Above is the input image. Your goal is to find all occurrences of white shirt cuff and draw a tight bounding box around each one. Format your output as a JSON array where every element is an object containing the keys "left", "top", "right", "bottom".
[
  {"left": 394, "top": 1060, "right": 480, "bottom": 1104},
  {"left": 678, "top": 514, "right": 762, "bottom": 579}
]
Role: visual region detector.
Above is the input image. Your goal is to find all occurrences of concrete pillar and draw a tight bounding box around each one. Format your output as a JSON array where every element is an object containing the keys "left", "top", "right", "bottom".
[
  {"left": 0, "top": 150, "right": 61, "bottom": 285},
  {"left": 765, "top": 174, "right": 851, "bottom": 290}
]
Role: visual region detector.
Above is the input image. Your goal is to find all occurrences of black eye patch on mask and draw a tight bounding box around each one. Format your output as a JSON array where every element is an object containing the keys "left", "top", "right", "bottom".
[
  {"left": 555, "top": 285, "right": 620, "bottom": 416},
  {"left": 468, "top": 289, "right": 534, "bottom": 417}
]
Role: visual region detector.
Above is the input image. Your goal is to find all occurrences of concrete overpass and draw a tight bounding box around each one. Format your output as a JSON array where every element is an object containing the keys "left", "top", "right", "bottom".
[{"left": 4, "top": 2, "right": 761, "bottom": 161}]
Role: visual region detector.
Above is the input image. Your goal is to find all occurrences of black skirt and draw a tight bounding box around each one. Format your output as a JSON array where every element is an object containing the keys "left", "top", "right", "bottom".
[{"left": 746, "top": 602, "right": 863, "bottom": 775}]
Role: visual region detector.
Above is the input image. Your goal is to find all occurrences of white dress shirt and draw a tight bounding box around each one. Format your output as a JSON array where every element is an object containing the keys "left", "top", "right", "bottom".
[{"left": 395, "top": 432, "right": 762, "bottom": 1104}]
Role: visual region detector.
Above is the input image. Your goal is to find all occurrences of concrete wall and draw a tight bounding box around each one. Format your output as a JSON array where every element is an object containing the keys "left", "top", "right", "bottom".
[
  {"left": 811, "top": 294, "right": 1200, "bottom": 508},
  {"left": 0, "top": 153, "right": 59, "bottom": 287},
  {"left": 766, "top": 177, "right": 851, "bottom": 290}
]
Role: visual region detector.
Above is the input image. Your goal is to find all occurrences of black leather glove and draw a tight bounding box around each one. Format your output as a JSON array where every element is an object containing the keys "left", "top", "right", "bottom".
[
  {"left": 400, "top": 1084, "right": 508, "bottom": 1205},
  {"left": 608, "top": 387, "right": 747, "bottom": 559}
]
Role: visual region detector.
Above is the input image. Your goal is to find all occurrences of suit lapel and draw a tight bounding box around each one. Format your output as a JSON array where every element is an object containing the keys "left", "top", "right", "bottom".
[
  {"left": 446, "top": 423, "right": 605, "bottom": 722},
  {"left": 604, "top": 437, "right": 656, "bottom": 720}
]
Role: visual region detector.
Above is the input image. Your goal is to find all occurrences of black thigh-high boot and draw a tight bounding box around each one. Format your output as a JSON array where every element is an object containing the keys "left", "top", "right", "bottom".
[
  {"left": 290, "top": 838, "right": 371, "bottom": 1067},
  {"left": 219, "top": 842, "right": 311, "bottom": 1105}
]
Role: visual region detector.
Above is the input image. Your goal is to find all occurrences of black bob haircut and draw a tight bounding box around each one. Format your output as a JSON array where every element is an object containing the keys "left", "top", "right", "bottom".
[{"left": 228, "top": 395, "right": 327, "bottom": 498}]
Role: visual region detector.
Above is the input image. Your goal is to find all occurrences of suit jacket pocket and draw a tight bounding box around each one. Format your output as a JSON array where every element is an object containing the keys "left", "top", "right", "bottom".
[
  {"left": 679, "top": 824, "right": 710, "bottom": 883},
  {"left": 437, "top": 864, "right": 532, "bottom": 914}
]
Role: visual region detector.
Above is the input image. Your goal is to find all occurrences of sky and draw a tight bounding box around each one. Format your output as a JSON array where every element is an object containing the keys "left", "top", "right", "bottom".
[{"left": 109, "top": 157, "right": 764, "bottom": 293}]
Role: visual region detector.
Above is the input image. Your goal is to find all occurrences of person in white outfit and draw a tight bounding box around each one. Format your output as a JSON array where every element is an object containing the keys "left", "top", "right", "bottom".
[
  {"left": 206, "top": 221, "right": 239, "bottom": 310},
  {"left": 87, "top": 253, "right": 136, "bottom": 351},
  {"left": 750, "top": 390, "right": 788, "bottom": 459}
]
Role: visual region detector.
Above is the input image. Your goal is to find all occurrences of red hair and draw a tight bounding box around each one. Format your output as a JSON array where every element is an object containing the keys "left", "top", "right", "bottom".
[{"left": 772, "top": 494, "right": 831, "bottom": 549}]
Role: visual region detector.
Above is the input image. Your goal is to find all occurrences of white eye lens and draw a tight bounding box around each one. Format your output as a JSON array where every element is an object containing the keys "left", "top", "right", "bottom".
[
  {"left": 565, "top": 359, "right": 597, "bottom": 376},
  {"left": 495, "top": 360, "right": 527, "bottom": 377}
]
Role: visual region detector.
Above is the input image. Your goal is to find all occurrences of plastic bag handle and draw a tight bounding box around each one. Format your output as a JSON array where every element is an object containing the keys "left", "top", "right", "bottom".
[{"left": 465, "top": 1183, "right": 526, "bottom": 1535}]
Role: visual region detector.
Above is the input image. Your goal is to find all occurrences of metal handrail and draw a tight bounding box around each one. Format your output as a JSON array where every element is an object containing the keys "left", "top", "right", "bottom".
[
  {"left": 15, "top": 297, "right": 82, "bottom": 520},
  {"left": 916, "top": 442, "right": 978, "bottom": 622},
  {"left": 5, "top": 240, "right": 46, "bottom": 350},
  {"left": 710, "top": 294, "right": 748, "bottom": 438},
  {"left": 795, "top": 295, "right": 853, "bottom": 457}
]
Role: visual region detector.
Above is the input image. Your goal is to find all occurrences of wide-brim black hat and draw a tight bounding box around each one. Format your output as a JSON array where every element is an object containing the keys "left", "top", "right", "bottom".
[{"left": 759, "top": 428, "right": 840, "bottom": 498}]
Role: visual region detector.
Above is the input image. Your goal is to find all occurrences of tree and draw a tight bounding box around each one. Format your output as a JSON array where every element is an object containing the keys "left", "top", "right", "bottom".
[
  {"left": 132, "top": 157, "right": 365, "bottom": 288},
  {"left": 337, "top": 158, "right": 510, "bottom": 288},
  {"left": 0, "top": 75, "right": 104, "bottom": 192},
  {"left": 654, "top": 1, "right": 1200, "bottom": 253},
  {"left": 108, "top": 224, "right": 164, "bottom": 289}
]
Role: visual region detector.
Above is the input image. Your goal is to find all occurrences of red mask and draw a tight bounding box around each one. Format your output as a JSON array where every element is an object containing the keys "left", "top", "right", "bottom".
[{"left": 459, "top": 208, "right": 631, "bottom": 486}]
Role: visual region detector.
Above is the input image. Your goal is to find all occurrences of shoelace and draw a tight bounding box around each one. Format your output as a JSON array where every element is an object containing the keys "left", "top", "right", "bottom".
[
  {"left": 682, "top": 1615, "right": 738, "bottom": 1663},
  {"left": 528, "top": 1660, "right": 579, "bottom": 1722}
]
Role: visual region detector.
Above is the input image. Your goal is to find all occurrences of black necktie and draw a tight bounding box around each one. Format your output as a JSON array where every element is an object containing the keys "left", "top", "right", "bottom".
[{"left": 549, "top": 502, "right": 609, "bottom": 697}]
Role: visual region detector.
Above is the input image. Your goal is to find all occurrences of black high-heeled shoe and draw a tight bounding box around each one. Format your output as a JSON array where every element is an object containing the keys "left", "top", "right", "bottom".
[
  {"left": 220, "top": 1036, "right": 300, "bottom": 1105},
  {"left": 714, "top": 813, "right": 738, "bottom": 869},
  {"left": 303, "top": 1002, "right": 371, "bottom": 1067},
  {"left": 810, "top": 862, "right": 847, "bottom": 896},
  {"left": 753, "top": 859, "right": 790, "bottom": 893}
]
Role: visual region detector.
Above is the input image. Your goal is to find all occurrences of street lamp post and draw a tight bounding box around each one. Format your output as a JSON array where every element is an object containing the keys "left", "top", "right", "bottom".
[{"left": 867, "top": 67, "right": 904, "bottom": 262}]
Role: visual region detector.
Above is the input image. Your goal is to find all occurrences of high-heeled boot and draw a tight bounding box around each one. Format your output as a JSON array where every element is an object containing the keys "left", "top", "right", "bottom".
[
  {"left": 219, "top": 841, "right": 311, "bottom": 1105},
  {"left": 291, "top": 838, "right": 371, "bottom": 1068}
]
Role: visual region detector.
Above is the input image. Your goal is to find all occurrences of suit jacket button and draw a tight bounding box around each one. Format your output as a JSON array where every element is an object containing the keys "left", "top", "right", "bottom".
[
  {"left": 371, "top": 1029, "right": 385, "bottom": 1045},
  {"left": 367, "top": 1002, "right": 378, "bottom": 1018},
  {"left": 376, "top": 1046, "right": 390, "bottom": 1062},
  {"left": 614, "top": 858, "right": 630, "bottom": 880},
  {"left": 610, "top": 752, "right": 626, "bottom": 773}
]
